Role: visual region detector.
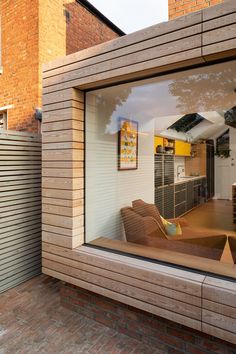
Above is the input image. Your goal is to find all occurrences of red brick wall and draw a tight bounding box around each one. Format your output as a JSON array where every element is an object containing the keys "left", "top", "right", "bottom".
[
  {"left": 64, "top": 1, "right": 120, "bottom": 55},
  {"left": 61, "top": 282, "right": 236, "bottom": 353},
  {"left": 0, "top": 0, "right": 40, "bottom": 132},
  {"left": 169, "top": 0, "right": 224, "bottom": 20},
  {"left": 0, "top": 0, "right": 119, "bottom": 132}
]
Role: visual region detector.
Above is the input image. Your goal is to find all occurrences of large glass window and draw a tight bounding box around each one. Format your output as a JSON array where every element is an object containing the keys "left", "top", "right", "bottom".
[{"left": 85, "top": 60, "right": 236, "bottom": 278}]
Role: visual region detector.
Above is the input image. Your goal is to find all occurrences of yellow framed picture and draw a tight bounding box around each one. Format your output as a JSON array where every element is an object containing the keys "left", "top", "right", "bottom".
[{"left": 118, "top": 117, "right": 138, "bottom": 170}]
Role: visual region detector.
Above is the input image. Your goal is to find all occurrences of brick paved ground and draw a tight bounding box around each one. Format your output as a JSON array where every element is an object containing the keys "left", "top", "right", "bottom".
[{"left": 0, "top": 275, "right": 162, "bottom": 354}]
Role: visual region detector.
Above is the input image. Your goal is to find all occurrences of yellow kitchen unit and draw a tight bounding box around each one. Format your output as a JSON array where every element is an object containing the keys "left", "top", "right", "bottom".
[
  {"left": 175, "top": 140, "right": 191, "bottom": 156},
  {"left": 154, "top": 136, "right": 163, "bottom": 153}
]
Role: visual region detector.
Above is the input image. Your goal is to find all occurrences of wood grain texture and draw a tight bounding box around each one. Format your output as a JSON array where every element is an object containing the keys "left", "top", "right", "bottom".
[{"left": 0, "top": 131, "right": 41, "bottom": 293}]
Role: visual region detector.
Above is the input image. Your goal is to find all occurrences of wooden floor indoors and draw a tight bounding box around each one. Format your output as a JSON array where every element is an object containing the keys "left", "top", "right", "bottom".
[{"left": 184, "top": 199, "right": 236, "bottom": 263}]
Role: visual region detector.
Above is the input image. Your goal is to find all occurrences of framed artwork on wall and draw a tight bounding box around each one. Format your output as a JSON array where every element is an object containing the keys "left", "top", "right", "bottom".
[{"left": 118, "top": 117, "right": 138, "bottom": 170}]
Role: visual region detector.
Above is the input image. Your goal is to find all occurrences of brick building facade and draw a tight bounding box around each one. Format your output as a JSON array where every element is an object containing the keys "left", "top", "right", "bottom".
[
  {"left": 0, "top": 0, "right": 123, "bottom": 132},
  {"left": 169, "top": 0, "right": 225, "bottom": 20}
]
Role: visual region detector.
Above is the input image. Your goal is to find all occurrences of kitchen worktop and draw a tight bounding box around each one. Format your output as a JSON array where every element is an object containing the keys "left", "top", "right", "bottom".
[{"left": 174, "top": 176, "right": 206, "bottom": 185}]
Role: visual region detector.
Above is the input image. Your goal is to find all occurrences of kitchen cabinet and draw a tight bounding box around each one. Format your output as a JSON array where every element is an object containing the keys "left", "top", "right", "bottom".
[
  {"left": 154, "top": 154, "right": 174, "bottom": 187},
  {"left": 155, "top": 185, "right": 175, "bottom": 219},
  {"left": 175, "top": 140, "right": 191, "bottom": 157},
  {"left": 154, "top": 136, "right": 163, "bottom": 154},
  {"left": 175, "top": 183, "right": 187, "bottom": 217},
  {"left": 207, "top": 142, "right": 215, "bottom": 199}
]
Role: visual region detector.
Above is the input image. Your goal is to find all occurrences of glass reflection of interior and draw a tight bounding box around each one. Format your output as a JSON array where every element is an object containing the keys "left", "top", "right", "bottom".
[{"left": 85, "top": 60, "right": 236, "bottom": 277}]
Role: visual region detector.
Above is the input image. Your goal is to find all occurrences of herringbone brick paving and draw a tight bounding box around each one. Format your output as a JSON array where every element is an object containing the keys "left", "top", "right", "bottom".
[{"left": 0, "top": 275, "right": 162, "bottom": 354}]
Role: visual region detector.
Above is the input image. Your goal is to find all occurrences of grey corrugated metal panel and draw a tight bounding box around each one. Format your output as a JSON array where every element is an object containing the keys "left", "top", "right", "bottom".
[
  {"left": 0, "top": 179, "right": 41, "bottom": 187},
  {"left": 0, "top": 243, "right": 41, "bottom": 265},
  {"left": 0, "top": 250, "right": 41, "bottom": 271},
  {"left": 0, "top": 205, "right": 41, "bottom": 219},
  {"left": 0, "top": 211, "right": 41, "bottom": 228},
  {"left": 1, "top": 187, "right": 41, "bottom": 198},
  {"left": 0, "top": 234, "right": 41, "bottom": 259},
  {"left": 0, "top": 219, "right": 41, "bottom": 236},
  {"left": 0, "top": 191, "right": 41, "bottom": 203},
  {"left": 0, "top": 257, "right": 41, "bottom": 281},
  {"left": 0, "top": 183, "right": 41, "bottom": 193},
  {"left": 0, "top": 222, "right": 41, "bottom": 239},
  {"left": 0, "top": 196, "right": 41, "bottom": 208},
  {"left": 0, "top": 232, "right": 41, "bottom": 250},
  {"left": 0, "top": 266, "right": 42, "bottom": 293},
  {"left": 0, "top": 200, "right": 41, "bottom": 213},
  {"left": 0, "top": 246, "right": 41, "bottom": 267}
]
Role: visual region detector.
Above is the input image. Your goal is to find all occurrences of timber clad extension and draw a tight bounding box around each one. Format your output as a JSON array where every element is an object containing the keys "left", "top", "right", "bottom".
[{"left": 42, "top": 0, "right": 236, "bottom": 345}]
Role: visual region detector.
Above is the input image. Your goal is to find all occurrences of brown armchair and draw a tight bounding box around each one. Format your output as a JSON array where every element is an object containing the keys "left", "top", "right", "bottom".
[{"left": 228, "top": 236, "right": 236, "bottom": 264}]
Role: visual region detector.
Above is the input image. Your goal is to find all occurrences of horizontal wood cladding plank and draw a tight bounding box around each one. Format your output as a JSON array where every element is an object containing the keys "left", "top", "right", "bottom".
[
  {"left": 42, "top": 177, "right": 83, "bottom": 190},
  {"left": 203, "top": 23, "right": 236, "bottom": 46},
  {"left": 42, "top": 224, "right": 84, "bottom": 238},
  {"left": 42, "top": 161, "right": 83, "bottom": 169},
  {"left": 42, "top": 232, "right": 83, "bottom": 249},
  {"left": 42, "top": 11, "right": 202, "bottom": 73},
  {"left": 42, "top": 130, "right": 84, "bottom": 144},
  {"left": 202, "top": 299, "right": 236, "bottom": 319},
  {"left": 43, "top": 100, "right": 84, "bottom": 112},
  {"left": 43, "top": 108, "right": 84, "bottom": 124},
  {"left": 42, "top": 168, "right": 83, "bottom": 178},
  {"left": 203, "top": 284, "right": 236, "bottom": 308},
  {"left": 43, "top": 35, "right": 201, "bottom": 90},
  {"left": 42, "top": 197, "right": 83, "bottom": 208},
  {"left": 43, "top": 49, "right": 203, "bottom": 93},
  {"left": 202, "top": 309, "right": 236, "bottom": 334},
  {"left": 43, "top": 28, "right": 202, "bottom": 88},
  {"left": 203, "top": 38, "right": 236, "bottom": 59},
  {"left": 42, "top": 213, "right": 84, "bottom": 229},
  {"left": 203, "top": 0, "right": 236, "bottom": 21},
  {"left": 203, "top": 12, "right": 236, "bottom": 32},
  {"left": 42, "top": 23, "right": 201, "bottom": 82},
  {"left": 42, "top": 251, "right": 201, "bottom": 307},
  {"left": 42, "top": 243, "right": 204, "bottom": 294},
  {"left": 202, "top": 323, "right": 236, "bottom": 345},
  {"left": 42, "top": 89, "right": 84, "bottom": 106},
  {"left": 42, "top": 188, "right": 83, "bottom": 200},
  {"left": 42, "top": 204, "right": 83, "bottom": 217},
  {"left": 43, "top": 258, "right": 201, "bottom": 320},
  {"left": 42, "top": 149, "right": 83, "bottom": 162},
  {"left": 43, "top": 142, "right": 84, "bottom": 150},
  {"left": 42, "top": 120, "right": 84, "bottom": 132},
  {"left": 42, "top": 267, "right": 201, "bottom": 331}
]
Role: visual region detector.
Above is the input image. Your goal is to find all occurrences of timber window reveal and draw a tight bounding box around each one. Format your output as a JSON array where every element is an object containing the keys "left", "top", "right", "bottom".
[{"left": 0, "top": 112, "right": 7, "bottom": 130}]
